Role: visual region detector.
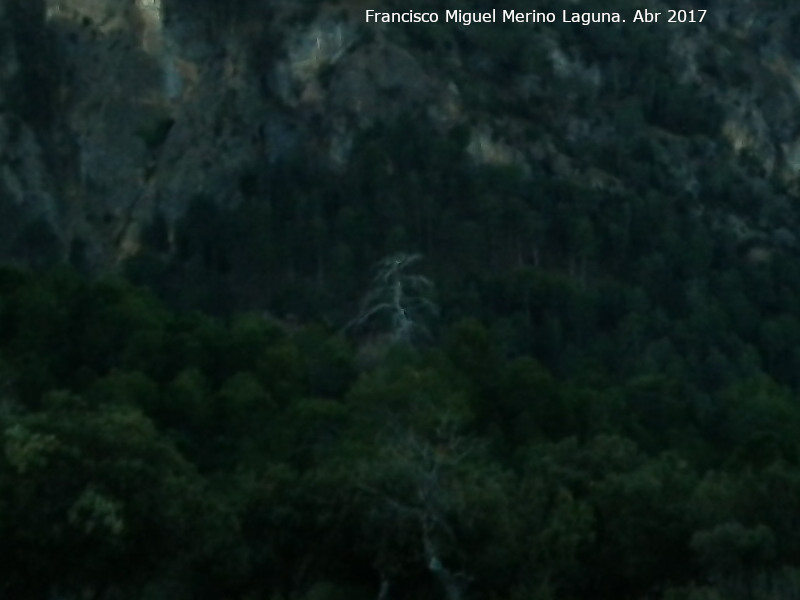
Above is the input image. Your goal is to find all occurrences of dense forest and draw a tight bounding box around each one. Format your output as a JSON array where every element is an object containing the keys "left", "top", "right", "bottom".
[
  {"left": 5, "top": 0, "right": 800, "bottom": 598},
  {"left": 9, "top": 143, "right": 800, "bottom": 599},
  {"left": 7, "top": 249, "right": 800, "bottom": 600}
]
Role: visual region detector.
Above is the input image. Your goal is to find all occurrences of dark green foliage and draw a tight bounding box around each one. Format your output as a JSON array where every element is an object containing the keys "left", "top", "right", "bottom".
[
  {"left": 6, "top": 0, "right": 800, "bottom": 597},
  {"left": 136, "top": 116, "right": 175, "bottom": 151},
  {"left": 3, "top": 258, "right": 800, "bottom": 598},
  {"left": 0, "top": 191, "right": 62, "bottom": 266}
]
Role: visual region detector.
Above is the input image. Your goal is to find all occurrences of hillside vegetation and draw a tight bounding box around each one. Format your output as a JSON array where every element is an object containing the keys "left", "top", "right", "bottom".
[{"left": 4, "top": 0, "right": 800, "bottom": 599}]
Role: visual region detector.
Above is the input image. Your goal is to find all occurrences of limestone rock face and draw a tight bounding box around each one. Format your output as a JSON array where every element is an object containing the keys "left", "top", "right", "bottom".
[
  {"left": 0, "top": 0, "right": 457, "bottom": 268},
  {"left": 3, "top": 0, "right": 800, "bottom": 269}
]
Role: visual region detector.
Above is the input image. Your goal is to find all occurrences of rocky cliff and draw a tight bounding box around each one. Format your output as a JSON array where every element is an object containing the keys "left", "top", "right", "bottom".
[
  {"left": 0, "top": 0, "right": 456, "bottom": 270},
  {"left": 2, "top": 0, "right": 800, "bottom": 276}
]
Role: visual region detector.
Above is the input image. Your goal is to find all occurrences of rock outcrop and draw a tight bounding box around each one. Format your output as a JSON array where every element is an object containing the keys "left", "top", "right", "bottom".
[{"left": 2, "top": 0, "right": 800, "bottom": 269}]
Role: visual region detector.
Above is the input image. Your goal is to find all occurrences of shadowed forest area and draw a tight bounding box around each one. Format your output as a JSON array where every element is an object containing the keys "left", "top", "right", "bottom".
[
  {"left": 5, "top": 0, "right": 800, "bottom": 598},
  {"left": 6, "top": 172, "right": 800, "bottom": 599}
]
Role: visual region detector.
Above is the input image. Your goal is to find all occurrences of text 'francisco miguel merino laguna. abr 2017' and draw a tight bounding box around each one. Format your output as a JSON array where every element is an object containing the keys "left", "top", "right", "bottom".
[{"left": 364, "top": 9, "right": 707, "bottom": 25}]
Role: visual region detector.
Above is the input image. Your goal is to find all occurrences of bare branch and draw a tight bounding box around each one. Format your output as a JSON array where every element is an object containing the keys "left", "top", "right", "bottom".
[{"left": 344, "top": 252, "right": 438, "bottom": 346}]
